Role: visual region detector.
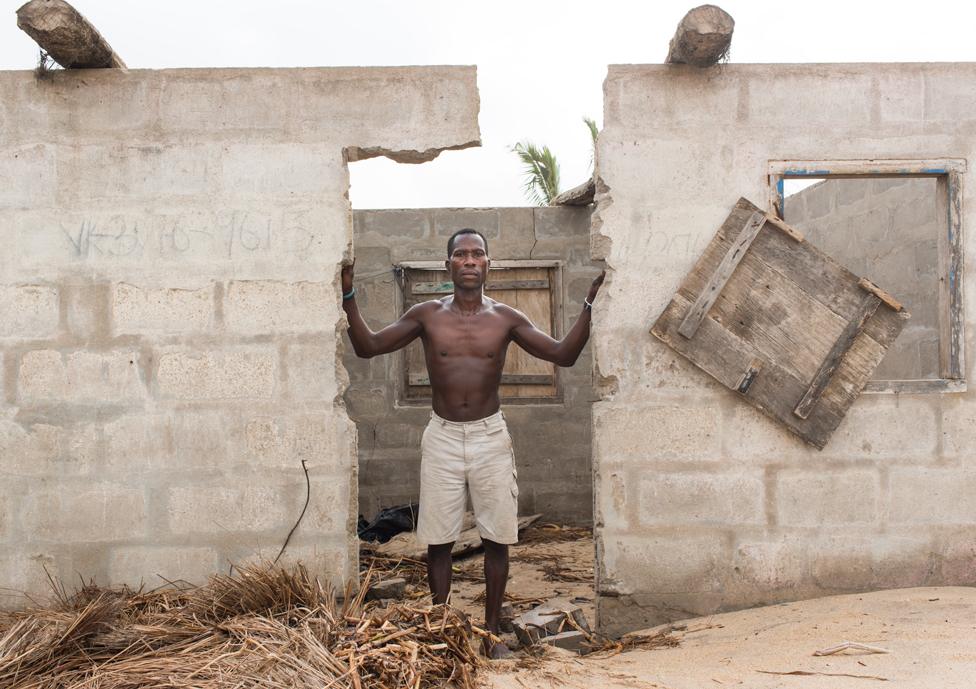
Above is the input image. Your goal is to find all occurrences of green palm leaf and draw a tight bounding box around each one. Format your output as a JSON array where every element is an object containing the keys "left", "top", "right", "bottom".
[{"left": 511, "top": 141, "right": 561, "bottom": 206}]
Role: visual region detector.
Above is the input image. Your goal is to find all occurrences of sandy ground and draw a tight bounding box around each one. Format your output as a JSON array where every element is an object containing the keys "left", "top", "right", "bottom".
[
  {"left": 486, "top": 586, "right": 976, "bottom": 689},
  {"left": 365, "top": 530, "right": 976, "bottom": 688}
]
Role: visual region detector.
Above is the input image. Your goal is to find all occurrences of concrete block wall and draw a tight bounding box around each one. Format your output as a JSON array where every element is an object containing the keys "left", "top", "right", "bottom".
[
  {"left": 0, "top": 66, "right": 479, "bottom": 605},
  {"left": 786, "top": 177, "right": 942, "bottom": 379},
  {"left": 348, "top": 206, "right": 600, "bottom": 524},
  {"left": 594, "top": 63, "right": 976, "bottom": 636}
]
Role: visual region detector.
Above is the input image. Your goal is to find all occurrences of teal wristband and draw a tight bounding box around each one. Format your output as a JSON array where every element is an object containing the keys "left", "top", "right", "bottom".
[{"left": 343, "top": 288, "right": 356, "bottom": 300}]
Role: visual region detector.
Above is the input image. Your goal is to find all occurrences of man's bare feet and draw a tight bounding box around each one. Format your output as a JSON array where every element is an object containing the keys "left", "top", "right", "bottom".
[{"left": 482, "top": 638, "right": 514, "bottom": 660}]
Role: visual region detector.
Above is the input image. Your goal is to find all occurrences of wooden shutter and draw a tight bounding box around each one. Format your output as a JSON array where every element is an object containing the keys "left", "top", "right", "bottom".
[
  {"left": 402, "top": 266, "right": 558, "bottom": 402},
  {"left": 651, "top": 197, "right": 910, "bottom": 450}
]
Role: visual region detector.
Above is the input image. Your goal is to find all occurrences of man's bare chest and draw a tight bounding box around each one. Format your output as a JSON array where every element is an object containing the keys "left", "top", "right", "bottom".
[{"left": 422, "top": 313, "right": 511, "bottom": 357}]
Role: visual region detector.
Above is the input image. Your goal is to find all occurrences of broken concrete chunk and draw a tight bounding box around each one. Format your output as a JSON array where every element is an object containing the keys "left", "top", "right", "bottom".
[
  {"left": 512, "top": 598, "right": 591, "bottom": 647},
  {"left": 543, "top": 630, "right": 588, "bottom": 652},
  {"left": 552, "top": 178, "right": 596, "bottom": 206},
  {"left": 366, "top": 577, "right": 407, "bottom": 601}
]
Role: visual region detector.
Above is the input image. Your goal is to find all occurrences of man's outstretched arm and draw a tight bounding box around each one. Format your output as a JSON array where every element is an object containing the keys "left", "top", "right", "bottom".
[
  {"left": 510, "top": 270, "right": 604, "bottom": 367},
  {"left": 342, "top": 261, "right": 423, "bottom": 358}
]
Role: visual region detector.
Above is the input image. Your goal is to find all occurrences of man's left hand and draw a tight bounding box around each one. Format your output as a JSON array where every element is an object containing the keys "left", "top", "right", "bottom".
[{"left": 587, "top": 270, "right": 606, "bottom": 303}]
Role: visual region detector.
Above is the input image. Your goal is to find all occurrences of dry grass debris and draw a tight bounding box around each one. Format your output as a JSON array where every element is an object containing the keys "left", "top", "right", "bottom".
[{"left": 0, "top": 562, "right": 485, "bottom": 689}]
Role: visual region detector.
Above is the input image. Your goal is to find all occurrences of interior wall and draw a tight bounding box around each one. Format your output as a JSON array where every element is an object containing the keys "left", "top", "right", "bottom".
[
  {"left": 786, "top": 177, "right": 942, "bottom": 380},
  {"left": 593, "top": 62, "right": 976, "bottom": 636},
  {"left": 347, "top": 206, "right": 600, "bottom": 525},
  {"left": 0, "top": 66, "right": 479, "bottom": 605}
]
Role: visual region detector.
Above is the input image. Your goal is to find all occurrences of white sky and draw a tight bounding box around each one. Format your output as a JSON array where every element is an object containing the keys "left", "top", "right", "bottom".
[{"left": 2, "top": 1, "right": 974, "bottom": 209}]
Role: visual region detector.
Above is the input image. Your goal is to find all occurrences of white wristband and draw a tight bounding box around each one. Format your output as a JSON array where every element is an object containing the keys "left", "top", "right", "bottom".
[{"left": 583, "top": 297, "right": 593, "bottom": 310}]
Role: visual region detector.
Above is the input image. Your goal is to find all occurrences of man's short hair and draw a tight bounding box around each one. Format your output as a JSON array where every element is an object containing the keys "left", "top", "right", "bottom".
[{"left": 447, "top": 228, "right": 488, "bottom": 257}]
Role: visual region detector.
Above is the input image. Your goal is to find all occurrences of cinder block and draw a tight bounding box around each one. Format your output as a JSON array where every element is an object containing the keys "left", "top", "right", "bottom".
[
  {"left": 939, "top": 535, "right": 976, "bottom": 584},
  {"left": 344, "top": 386, "right": 391, "bottom": 418},
  {"left": 303, "top": 478, "right": 350, "bottom": 534},
  {"left": 941, "top": 399, "right": 976, "bottom": 460},
  {"left": 747, "top": 71, "right": 873, "bottom": 128},
  {"left": 534, "top": 206, "right": 592, "bottom": 239},
  {"left": 593, "top": 402, "right": 723, "bottom": 463},
  {"left": 113, "top": 282, "right": 213, "bottom": 335},
  {"left": 58, "top": 144, "right": 211, "bottom": 200},
  {"left": 599, "top": 534, "right": 728, "bottom": 594},
  {"left": 274, "top": 542, "right": 350, "bottom": 583},
  {"left": 1, "top": 420, "right": 96, "bottom": 478},
  {"left": 0, "top": 284, "right": 59, "bottom": 338},
  {"left": 284, "top": 343, "right": 339, "bottom": 400},
  {"left": 102, "top": 414, "right": 170, "bottom": 472},
  {"left": 822, "top": 397, "right": 937, "bottom": 460},
  {"left": 732, "top": 537, "right": 809, "bottom": 590},
  {"left": 889, "top": 469, "right": 976, "bottom": 524},
  {"left": 356, "top": 210, "right": 430, "bottom": 241},
  {"left": 18, "top": 350, "right": 145, "bottom": 404},
  {"left": 639, "top": 471, "right": 765, "bottom": 526},
  {"left": 23, "top": 487, "right": 147, "bottom": 542},
  {"left": 724, "top": 405, "right": 813, "bottom": 462},
  {"left": 156, "top": 348, "right": 276, "bottom": 400},
  {"left": 218, "top": 143, "right": 341, "bottom": 197},
  {"left": 605, "top": 67, "right": 741, "bottom": 131},
  {"left": 593, "top": 468, "right": 633, "bottom": 531},
  {"left": 166, "top": 485, "right": 291, "bottom": 535},
  {"left": 775, "top": 469, "right": 879, "bottom": 527},
  {"left": 433, "top": 209, "right": 500, "bottom": 240},
  {"left": 65, "top": 283, "right": 110, "bottom": 341},
  {"left": 108, "top": 546, "right": 219, "bottom": 587},
  {"left": 0, "top": 144, "right": 55, "bottom": 206},
  {"left": 877, "top": 72, "right": 924, "bottom": 123},
  {"left": 159, "top": 75, "right": 292, "bottom": 133},
  {"left": 0, "top": 420, "right": 62, "bottom": 475},
  {"left": 224, "top": 280, "right": 334, "bottom": 333},
  {"left": 244, "top": 413, "right": 343, "bottom": 469},
  {"left": 810, "top": 535, "right": 934, "bottom": 591},
  {"left": 170, "top": 410, "right": 236, "bottom": 468},
  {"left": 374, "top": 422, "right": 423, "bottom": 449},
  {"left": 70, "top": 76, "right": 158, "bottom": 134}
]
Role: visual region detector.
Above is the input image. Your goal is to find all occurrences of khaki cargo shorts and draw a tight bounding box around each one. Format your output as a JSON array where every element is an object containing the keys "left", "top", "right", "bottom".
[{"left": 416, "top": 410, "right": 519, "bottom": 546}]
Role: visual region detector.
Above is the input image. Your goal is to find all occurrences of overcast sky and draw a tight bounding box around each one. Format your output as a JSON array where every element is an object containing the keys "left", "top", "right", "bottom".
[{"left": 3, "top": 1, "right": 974, "bottom": 208}]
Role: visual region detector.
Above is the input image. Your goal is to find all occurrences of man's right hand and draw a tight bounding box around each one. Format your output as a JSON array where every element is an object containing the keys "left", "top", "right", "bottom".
[{"left": 341, "top": 260, "right": 355, "bottom": 295}]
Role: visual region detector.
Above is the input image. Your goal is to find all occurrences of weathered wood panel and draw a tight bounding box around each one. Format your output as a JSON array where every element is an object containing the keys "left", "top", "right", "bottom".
[{"left": 651, "top": 198, "right": 909, "bottom": 449}]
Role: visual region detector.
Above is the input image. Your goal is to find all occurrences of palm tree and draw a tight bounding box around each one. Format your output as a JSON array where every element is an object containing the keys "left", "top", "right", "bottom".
[
  {"left": 511, "top": 141, "right": 561, "bottom": 206},
  {"left": 512, "top": 118, "right": 598, "bottom": 206},
  {"left": 583, "top": 116, "right": 598, "bottom": 171}
]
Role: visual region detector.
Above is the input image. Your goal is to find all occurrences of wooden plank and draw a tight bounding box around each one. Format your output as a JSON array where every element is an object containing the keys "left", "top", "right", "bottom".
[
  {"left": 678, "top": 210, "right": 766, "bottom": 339},
  {"left": 687, "top": 252, "right": 849, "bottom": 383},
  {"left": 763, "top": 214, "right": 804, "bottom": 242},
  {"left": 411, "top": 281, "right": 454, "bottom": 294},
  {"left": 409, "top": 373, "right": 554, "bottom": 386},
  {"left": 864, "top": 378, "right": 968, "bottom": 394},
  {"left": 938, "top": 172, "right": 965, "bottom": 380},
  {"left": 858, "top": 278, "right": 903, "bottom": 312},
  {"left": 794, "top": 293, "right": 882, "bottom": 419}
]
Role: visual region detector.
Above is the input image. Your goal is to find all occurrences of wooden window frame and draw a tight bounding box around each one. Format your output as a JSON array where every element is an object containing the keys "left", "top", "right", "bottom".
[
  {"left": 767, "top": 159, "right": 966, "bottom": 394},
  {"left": 393, "top": 260, "right": 565, "bottom": 407}
]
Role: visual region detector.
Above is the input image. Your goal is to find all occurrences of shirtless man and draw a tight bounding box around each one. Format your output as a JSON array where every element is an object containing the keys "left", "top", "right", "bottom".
[{"left": 342, "top": 228, "right": 604, "bottom": 658}]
